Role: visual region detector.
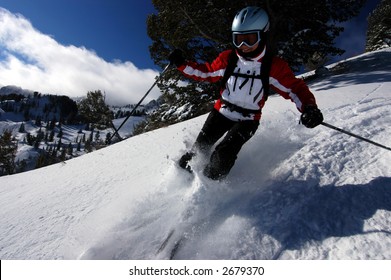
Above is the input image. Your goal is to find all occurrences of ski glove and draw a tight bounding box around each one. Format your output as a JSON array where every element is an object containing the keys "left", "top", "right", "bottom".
[
  {"left": 168, "top": 49, "right": 186, "bottom": 67},
  {"left": 300, "top": 105, "right": 324, "bottom": 128}
]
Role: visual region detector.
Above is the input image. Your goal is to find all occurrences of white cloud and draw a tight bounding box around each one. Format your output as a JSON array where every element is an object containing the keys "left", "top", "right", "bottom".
[{"left": 0, "top": 8, "right": 161, "bottom": 105}]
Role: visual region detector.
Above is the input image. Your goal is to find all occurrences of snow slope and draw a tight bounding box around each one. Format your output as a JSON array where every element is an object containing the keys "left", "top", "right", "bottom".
[{"left": 0, "top": 49, "right": 390, "bottom": 260}]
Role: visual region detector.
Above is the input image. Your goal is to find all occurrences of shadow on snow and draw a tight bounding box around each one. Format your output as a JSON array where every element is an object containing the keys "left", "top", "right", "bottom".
[
  {"left": 310, "top": 51, "right": 391, "bottom": 91},
  {"left": 236, "top": 176, "right": 391, "bottom": 258}
]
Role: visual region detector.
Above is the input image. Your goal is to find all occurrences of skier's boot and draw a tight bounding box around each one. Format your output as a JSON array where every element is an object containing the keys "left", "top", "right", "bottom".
[
  {"left": 202, "top": 150, "right": 234, "bottom": 180},
  {"left": 178, "top": 152, "right": 195, "bottom": 173}
]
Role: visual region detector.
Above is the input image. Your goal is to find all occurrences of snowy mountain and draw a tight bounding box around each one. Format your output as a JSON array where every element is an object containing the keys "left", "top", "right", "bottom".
[
  {"left": 0, "top": 90, "right": 148, "bottom": 175},
  {"left": 0, "top": 49, "right": 390, "bottom": 260},
  {"left": 0, "top": 85, "right": 33, "bottom": 96}
]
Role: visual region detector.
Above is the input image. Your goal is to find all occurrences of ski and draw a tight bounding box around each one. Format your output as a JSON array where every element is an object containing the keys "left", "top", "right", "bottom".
[
  {"left": 156, "top": 229, "right": 175, "bottom": 254},
  {"left": 157, "top": 165, "right": 218, "bottom": 259},
  {"left": 169, "top": 236, "right": 185, "bottom": 260},
  {"left": 156, "top": 228, "right": 186, "bottom": 259}
]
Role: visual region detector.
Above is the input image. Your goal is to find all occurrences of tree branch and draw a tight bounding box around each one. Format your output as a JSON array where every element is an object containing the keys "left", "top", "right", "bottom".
[{"left": 179, "top": 7, "right": 225, "bottom": 46}]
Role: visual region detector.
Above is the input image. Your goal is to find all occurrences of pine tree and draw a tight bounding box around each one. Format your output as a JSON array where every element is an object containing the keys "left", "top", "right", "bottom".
[
  {"left": 140, "top": 0, "right": 366, "bottom": 134},
  {"left": 78, "top": 90, "right": 113, "bottom": 129},
  {"left": 56, "top": 139, "right": 62, "bottom": 151},
  {"left": 89, "top": 131, "right": 94, "bottom": 143},
  {"left": 148, "top": 0, "right": 365, "bottom": 71},
  {"left": 51, "top": 147, "right": 57, "bottom": 157},
  {"left": 0, "top": 130, "right": 17, "bottom": 175},
  {"left": 49, "top": 130, "right": 55, "bottom": 142},
  {"left": 26, "top": 133, "right": 35, "bottom": 146},
  {"left": 84, "top": 140, "right": 92, "bottom": 153},
  {"left": 67, "top": 142, "right": 73, "bottom": 156},
  {"left": 105, "top": 132, "right": 112, "bottom": 145},
  {"left": 366, "top": 0, "right": 391, "bottom": 51},
  {"left": 77, "top": 140, "right": 81, "bottom": 152},
  {"left": 60, "top": 148, "right": 66, "bottom": 161},
  {"left": 49, "top": 117, "right": 56, "bottom": 130},
  {"left": 95, "top": 131, "right": 100, "bottom": 142},
  {"left": 57, "top": 128, "right": 63, "bottom": 139},
  {"left": 19, "top": 122, "right": 26, "bottom": 133}
]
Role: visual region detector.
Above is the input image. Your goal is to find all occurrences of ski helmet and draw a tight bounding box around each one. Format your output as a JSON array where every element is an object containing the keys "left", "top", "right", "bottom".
[{"left": 232, "top": 7, "right": 270, "bottom": 48}]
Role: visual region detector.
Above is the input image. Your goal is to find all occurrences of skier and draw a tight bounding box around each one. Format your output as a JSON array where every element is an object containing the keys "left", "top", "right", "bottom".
[{"left": 168, "top": 6, "right": 324, "bottom": 180}]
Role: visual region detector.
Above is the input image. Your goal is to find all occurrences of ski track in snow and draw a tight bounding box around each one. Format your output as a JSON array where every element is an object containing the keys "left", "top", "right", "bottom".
[{"left": 1, "top": 49, "right": 391, "bottom": 260}]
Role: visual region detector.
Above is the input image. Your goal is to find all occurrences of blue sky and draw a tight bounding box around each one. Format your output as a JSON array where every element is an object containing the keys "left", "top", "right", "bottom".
[
  {"left": 0, "top": 0, "right": 382, "bottom": 105},
  {"left": 1, "top": 0, "right": 381, "bottom": 68},
  {"left": 335, "top": 0, "right": 382, "bottom": 60},
  {"left": 0, "top": 0, "right": 156, "bottom": 69}
]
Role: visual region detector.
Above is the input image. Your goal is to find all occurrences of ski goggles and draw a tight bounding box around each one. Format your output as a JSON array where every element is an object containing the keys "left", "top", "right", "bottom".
[{"left": 232, "top": 31, "right": 261, "bottom": 48}]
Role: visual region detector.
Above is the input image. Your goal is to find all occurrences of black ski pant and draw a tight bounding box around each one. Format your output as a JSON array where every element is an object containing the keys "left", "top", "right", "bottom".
[{"left": 181, "top": 109, "right": 259, "bottom": 179}]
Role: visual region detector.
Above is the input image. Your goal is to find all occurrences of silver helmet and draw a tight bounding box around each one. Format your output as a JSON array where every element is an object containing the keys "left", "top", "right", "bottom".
[
  {"left": 232, "top": 7, "right": 270, "bottom": 48},
  {"left": 232, "top": 7, "right": 270, "bottom": 32}
]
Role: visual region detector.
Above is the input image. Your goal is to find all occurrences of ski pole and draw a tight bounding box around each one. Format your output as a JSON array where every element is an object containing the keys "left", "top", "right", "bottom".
[
  {"left": 110, "top": 121, "right": 122, "bottom": 141},
  {"left": 109, "top": 63, "right": 173, "bottom": 142},
  {"left": 321, "top": 122, "right": 391, "bottom": 152}
]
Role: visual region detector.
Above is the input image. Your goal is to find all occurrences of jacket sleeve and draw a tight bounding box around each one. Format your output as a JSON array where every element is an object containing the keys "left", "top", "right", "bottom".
[
  {"left": 269, "top": 56, "right": 317, "bottom": 112},
  {"left": 177, "top": 50, "right": 232, "bottom": 83}
]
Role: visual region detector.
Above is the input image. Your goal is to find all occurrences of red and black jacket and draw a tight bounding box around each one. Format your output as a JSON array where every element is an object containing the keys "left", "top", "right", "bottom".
[{"left": 178, "top": 48, "right": 318, "bottom": 121}]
